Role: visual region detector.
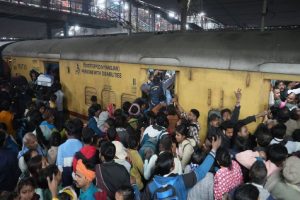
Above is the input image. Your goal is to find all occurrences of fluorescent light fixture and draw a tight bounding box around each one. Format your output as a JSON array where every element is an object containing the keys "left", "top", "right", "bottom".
[
  {"left": 199, "top": 12, "right": 205, "bottom": 17},
  {"left": 168, "top": 11, "right": 175, "bottom": 18},
  {"left": 124, "top": 2, "right": 129, "bottom": 10}
]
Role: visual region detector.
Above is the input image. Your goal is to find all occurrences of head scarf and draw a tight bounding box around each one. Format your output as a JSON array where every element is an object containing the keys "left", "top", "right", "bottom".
[{"left": 76, "top": 159, "right": 95, "bottom": 182}]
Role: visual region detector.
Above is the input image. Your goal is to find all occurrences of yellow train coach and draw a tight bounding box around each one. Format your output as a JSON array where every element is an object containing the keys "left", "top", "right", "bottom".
[{"left": 2, "top": 30, "right": 300, "bottom": 142}]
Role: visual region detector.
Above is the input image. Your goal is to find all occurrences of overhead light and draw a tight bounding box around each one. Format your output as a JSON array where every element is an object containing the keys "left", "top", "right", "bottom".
[
  {"left": 113, "top": 0, "right": 119, "bottom": 5},
  {"left": 168, "top": 11, "right": 175, "bottom": 18},
  {"left": 97, "top": 0, "right": 105, "bottom": 9},
  {"left": 156, "top": 14, "right": 161, "bottom": 18},
  {"left": 199, "top": 12, "right": 206, "bottom": 17},
  {"left": 124, "top": 2, "right": 129, "bottom": 10},
  {"left": 145, "top": 10, "right": 149, "bottom": 14}
]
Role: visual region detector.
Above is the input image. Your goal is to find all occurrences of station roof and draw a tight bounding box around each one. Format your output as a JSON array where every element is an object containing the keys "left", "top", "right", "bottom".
[{"left": 143, "top": 0, "right": 300, "bottom": 28}]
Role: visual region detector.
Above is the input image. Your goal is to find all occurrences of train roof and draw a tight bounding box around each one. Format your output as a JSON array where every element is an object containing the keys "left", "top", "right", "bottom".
[{"left": 2, "top": 30, "right": 300, "bottom": 75}]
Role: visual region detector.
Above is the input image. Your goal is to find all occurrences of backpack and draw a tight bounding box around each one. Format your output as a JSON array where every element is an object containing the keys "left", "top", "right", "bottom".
[
  {"left": 140, "top": 126, "right": 168, "bottom": 159},
  {"left": 150, "top": 82, "right": 165, "bottom": 106},
  {"left": 152, "top": 176, "right": 179, "bottom": 200}
]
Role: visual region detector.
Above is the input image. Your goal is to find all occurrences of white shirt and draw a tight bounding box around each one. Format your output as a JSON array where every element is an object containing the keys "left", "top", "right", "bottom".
[{"left": 270, "top": 138, "right": 300, "bottom": 154}]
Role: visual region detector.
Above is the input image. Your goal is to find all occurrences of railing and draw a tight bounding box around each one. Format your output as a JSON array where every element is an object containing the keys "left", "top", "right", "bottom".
[{"left": 0, "top": 0, "right": 180, "bottom": 32}]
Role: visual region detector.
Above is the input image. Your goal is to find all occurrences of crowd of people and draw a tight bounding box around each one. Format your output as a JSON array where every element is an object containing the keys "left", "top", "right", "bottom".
[{"left": 1, "top": 69, "right": 300, "bottom": 200}]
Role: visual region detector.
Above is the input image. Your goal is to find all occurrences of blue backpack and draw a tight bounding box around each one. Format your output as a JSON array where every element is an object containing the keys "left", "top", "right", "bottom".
[{"left": 151, "top": 177, "right": 179, "bottom": 200}]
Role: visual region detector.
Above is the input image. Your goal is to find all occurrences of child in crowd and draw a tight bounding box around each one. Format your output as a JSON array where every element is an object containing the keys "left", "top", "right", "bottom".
[{"left": 17, "top": 177, "right": 39, "bottom": 200}]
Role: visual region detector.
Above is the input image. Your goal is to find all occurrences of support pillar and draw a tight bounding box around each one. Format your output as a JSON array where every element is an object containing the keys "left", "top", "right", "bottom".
[
  {"left": 63, "top": 22, "right": 69, "bottom": 37},
  {"left": 46, "top": 23, "right": 52, "bottom": 39}
]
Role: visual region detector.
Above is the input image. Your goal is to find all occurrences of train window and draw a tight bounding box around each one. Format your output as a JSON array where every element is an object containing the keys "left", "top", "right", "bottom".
[
  {"left": 269, "top": 80, "right": 300, "bottom": 109},
  {"left": 101, "top": 88, "right": 116, "bottom": 108},
  {"left": 141, "top": 69, "right": 176, "bottom": 105},
  {"left": 121, "top": 93, "right": 136, "bottom": 105},
  {"left": 44, "top": 61, "right": 59, "bottom": 82},
  {"left": 85, "top": 86, "right": 97, "bottom": 106}
]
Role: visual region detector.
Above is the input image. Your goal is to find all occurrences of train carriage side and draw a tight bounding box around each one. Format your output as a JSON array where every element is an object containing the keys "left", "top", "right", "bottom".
[{"left": 2, "top": 30, "right": 300, "bottom": 142}]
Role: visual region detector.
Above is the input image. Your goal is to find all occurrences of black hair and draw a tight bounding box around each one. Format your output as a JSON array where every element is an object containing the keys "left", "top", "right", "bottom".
[
  {"left": 107, "top": 127, "right": 118, "bottom": 141},
  {"left": 116, "top": 185, "right": 135, "bottom": 200},
  {"left": 49, "top": 131, "right": 61, "bottom": 147},
  {"left": 216, "top": 147, "right": 232, "bottom": 169},
  {"left": 255, "top": 129, "right": 272, "bottom": 147},
  {"left": 271, "top": 123, "right": 287, "bottom": 139},
  {"left": 209, "top": 113, "right": 220, "bottom": 122},
  {"left": 38, "top": 164, "right": 59, "bottom": 189},
  {"left": 206, "top": 127, "right": 222, "bottom": 143},
  {"left": 167, "top": 104, "right": 177, "bottom": 115},
  {"left": 88, "top": 104, "right": 102, "bottom": 117},
  {"left": 115, "top": 115, "right": 126, "bottom": 128},
  {"left": 114, "top": 109, "right": 124, "bottom": 118},
  {"left": 82, "top": 127, "right": 94, "bottom": 144},
  {"left": 156, "top": 114, "right": 168, "bottom": 128},
  {"left": 190, "top": 109, "right": 200, "bottom": 119},
  {"left": 17, "top": 177, "right": 36, "bottom": 194},
  {"left": 27, "top": 155, "right": 43, "bottom": 179},
  {"left": 267, "top": 144, "right": 288, "bottom": 167},
  {"left": 90, "top": 95, "right": 97, "bottom": 103},
  {"left": 292, "top": 129, "right": 300, "bottom": 142},
  {"left": 154, "top": 151, "right": 174, "bottom": 176},
  {"left": 134, "top": 98, "right": 147, "bottom": 107},
  {"left": 50, "top": 94, "right": 57, "bottom": 101},
  {"left": 37, "top": 102, "right": 46, "bottom": 111},
  {"left": 190, "top": 148, "right": 207, "bottom": 165},
  {"left": 127, "top": 134, "right": 139, "bottom": 149},
  {"left": 171, "top": 134, "right": 178, "bottom": 148},
  {"left": 234, "top": 136, "right": 251, "bottom": 152},
  {"left": 249, "top": 160, "right": 267, "bottom": 185},
  {"left": 23, "top": 149, "right": 38, "bottom": 164},
  {"left": 290, "top": 108, "right": 300, "bottom": 120},
  {"left": 122, "top": 101, "right": 132, "bottom": 115},
  {"left": 159, "top": 135, "right": 172, "bottom": 152},
  {"left": 0, "top": 122, "right": 7, "bottom": 131},
  {"left": 220, "top": 120, "right": 235, "bottom": 131},
  {"left": 64, "top": 118, "right": 83, "bottom": 137},
  {"left": 105, "top": 118, "right": 116, "bottom": 128},
  {"left": 100, "top": 141, "right": 116, "bottom": 162},
  {"left": 28, "top": 110, "right": 43, "bottom": 127},
  {"left": 0, "top": 100, "right": 10, "bottom": 111},
  {"left": 175, "top": 123, "right": 189, "bottom": 137},
  {"left": 0, "top": 129, "right": 6, "bottom": 147},
  {"left": 234, "top": 121, "right": 246, "bottom": 136},
  {"left": 276, "top": 107, "right": 290, "bottom": 123},
  {"left": 57, "top": 192, "right": 72, "bottom": 200},
  {"left": 221, "top": 108, "right": 232, "bottom": 118},
  {"left": 234, "top": 184, "right": 259, "bottom": 200},
  {"left": 270, "top": 106, "right": 280, "bottom": 120},
  {"left": 153, "top": 76, "right": 161, "bottom": 84}
]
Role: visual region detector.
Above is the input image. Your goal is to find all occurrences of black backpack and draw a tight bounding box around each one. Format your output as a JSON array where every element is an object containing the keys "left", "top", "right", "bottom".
[{"left": 152, "top": 177, "right": 179, "bottom": 200}]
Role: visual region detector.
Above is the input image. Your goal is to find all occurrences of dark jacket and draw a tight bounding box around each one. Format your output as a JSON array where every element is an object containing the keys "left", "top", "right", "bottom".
[
  {"left": 88, "top": 117, "right": 105, "bottom": 137},
  {"left": 0, "top": 148, "right": 21, "bottom": 191},
  {"left": 95, "top": 161, "right": 131, "bottom": 200}
]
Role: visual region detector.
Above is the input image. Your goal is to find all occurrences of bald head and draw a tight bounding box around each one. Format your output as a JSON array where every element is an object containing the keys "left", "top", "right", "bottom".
[
  {"left": 287, "top": 93, "right": 296, "bottom": 104},
  {"left": 23, "top": 132, "right": 38, "bottom": 150}
]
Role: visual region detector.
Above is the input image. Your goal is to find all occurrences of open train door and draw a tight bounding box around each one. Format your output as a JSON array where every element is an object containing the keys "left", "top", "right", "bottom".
[
  {"left": 44, "top": 61, "right": 60, "bottom": 82},
  {"left": 140, "top": 68, "right": 178, "bottom": 107}
]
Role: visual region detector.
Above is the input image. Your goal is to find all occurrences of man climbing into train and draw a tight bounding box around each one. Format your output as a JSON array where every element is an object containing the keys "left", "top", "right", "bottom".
[{"left": 142, "top": 70, "right": 175, "bottom": 109}]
